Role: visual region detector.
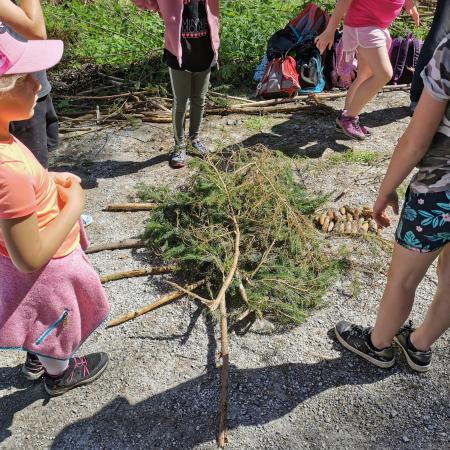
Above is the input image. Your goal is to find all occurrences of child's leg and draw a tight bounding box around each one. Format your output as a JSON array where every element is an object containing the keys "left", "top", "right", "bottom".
[
  {"left": 189, "top": 69, "right": 211, "bottom": 142},
  {"left": 370, "top": 243, "right": 440, "bottom": 349},
  {"left": 344, "top": 50, "right": 373, "bottom": 111},
  {"left": 37, "top": 355, "right": 69, "bottom": 375},
  {"left": 410, "top": 244, "right": 450, "bottom": 350},
  {"left": 169, "top": 68, "right": 192, "bottom": 145},
  {"left": 346, "top": 45, "right": 393, "bottom": 117}
]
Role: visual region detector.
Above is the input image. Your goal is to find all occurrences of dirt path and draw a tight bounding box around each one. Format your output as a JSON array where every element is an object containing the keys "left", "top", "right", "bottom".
[{"left": 1, "top": 91, "right": 449, "bottom": 450}]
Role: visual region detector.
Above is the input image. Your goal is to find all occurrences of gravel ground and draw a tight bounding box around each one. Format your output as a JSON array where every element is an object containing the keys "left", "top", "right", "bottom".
[{"left": 0, "top": 91, "right": 449, "bottom": 450}]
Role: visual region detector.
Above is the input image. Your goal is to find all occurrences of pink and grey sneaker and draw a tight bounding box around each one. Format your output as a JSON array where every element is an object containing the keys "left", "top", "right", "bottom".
[
  {"left": 22, "top": 352, "right": 45, "bottom": 380},
  {"left": 359, "top": 123, "right": 373, "bottom": 136},
  {"left": 336, "top": 111, "right": 366, "bottom": 140},
  {"left": 44, "top": 352, "right": 109, "bottom": 396}
]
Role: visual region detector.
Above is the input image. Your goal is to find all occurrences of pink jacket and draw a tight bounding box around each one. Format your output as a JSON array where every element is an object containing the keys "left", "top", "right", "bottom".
[{"left": 132, "top": 0, "right": 220, "bottom": 67}]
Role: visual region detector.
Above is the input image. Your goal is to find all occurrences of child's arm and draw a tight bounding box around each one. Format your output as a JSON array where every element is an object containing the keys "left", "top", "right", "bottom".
[
  {"left": 315, "top": 0, "right": 353, "bottom": 54},
  {"left": 0, "top": 0, "right": 47, "bottom": 40},
  {"left": 0, "top": 179, "right": 85, "bottom": 272},
  {"left": 373, "top": 91, "right": 447, "bottom": 227}
]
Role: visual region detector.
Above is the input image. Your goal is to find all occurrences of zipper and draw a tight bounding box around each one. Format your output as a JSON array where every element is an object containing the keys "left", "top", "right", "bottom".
[{"left": 35, "top": 309, "right": 69, "bottom": 345}]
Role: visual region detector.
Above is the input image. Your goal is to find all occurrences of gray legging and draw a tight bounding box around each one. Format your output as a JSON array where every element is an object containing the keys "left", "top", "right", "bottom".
[
  {"left": 410, "top": 0, "right": 450, "bottom": 104},
  {"left": 169, "top": 67, "right": 211, "bottom": 145}
]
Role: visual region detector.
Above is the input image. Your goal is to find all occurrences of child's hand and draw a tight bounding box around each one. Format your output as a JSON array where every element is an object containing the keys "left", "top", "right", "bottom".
[
  {"left": 56, "top": 178, "right": 85, "bottom": 210},
  {"left": 49, "top": 172, "right": 82, "bottom": 187},
  {"left": 373, "top": 191, "right": 399, "bottom": 228},
  {"left": 405, "top": 0, "right": 420, "bottom": 27},
  {"left": 315, "top": 28, "right": 335, "bottom": 54}
]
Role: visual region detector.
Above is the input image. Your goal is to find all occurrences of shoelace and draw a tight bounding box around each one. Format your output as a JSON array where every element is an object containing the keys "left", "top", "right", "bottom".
[{"left": 67, "top": 356, "right": 90, "bottom": 382}]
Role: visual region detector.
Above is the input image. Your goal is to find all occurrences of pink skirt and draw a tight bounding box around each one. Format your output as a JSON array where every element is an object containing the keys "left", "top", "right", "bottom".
[{"left": 0, "top": 246, "right": 109, "bottom": 360}]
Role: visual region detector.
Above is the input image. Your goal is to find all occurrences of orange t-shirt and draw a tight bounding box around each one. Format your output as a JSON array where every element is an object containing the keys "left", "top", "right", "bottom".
[{"left": 0, "top": 137, "right": 79, "bottom": 258}]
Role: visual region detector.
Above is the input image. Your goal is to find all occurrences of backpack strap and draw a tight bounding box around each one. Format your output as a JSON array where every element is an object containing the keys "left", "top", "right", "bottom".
[{"left": 392, "top": 36, "right": 410, "bottom": 84}]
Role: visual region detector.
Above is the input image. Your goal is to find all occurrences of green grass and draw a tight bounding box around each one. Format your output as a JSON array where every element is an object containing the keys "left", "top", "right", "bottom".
[
  {"left": 244, "top": 116, "right": 273, "bottom": 132},
  {"left": 328, "top": 150, "right": 381, "bottom": 166}
]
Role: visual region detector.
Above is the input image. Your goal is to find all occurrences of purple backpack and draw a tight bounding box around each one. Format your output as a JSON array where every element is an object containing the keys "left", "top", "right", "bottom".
[
  {"left": 331, "top": 36, "right": 357, "bottom": 89},
  {"left": 389, "top": 33, "right": 422, "bottom": 85}
]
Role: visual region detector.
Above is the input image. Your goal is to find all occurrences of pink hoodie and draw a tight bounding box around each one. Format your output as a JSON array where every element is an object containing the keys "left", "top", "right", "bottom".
[{"left": 132, "top": 0, "right": 220, "bottom": 67}]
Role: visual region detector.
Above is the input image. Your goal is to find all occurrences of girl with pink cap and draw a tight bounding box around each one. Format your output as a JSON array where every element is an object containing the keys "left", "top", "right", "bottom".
[{"left": 0, "top": 29, "right": 110, "bottom": 396}]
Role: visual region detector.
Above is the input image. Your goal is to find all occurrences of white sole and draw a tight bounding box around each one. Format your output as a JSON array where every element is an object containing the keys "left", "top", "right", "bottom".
[
  {"left": 394, "top": 337, "right": 430, "bottom": 373},
  {"left": 21, "top": 366, "right": 44, "bottom": 381},
  {"left": 335, "top": 326, "right": 395, "bottom": 369}
]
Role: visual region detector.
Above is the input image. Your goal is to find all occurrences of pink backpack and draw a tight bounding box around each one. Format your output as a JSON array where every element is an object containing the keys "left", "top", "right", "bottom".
[
  {"left": 331, "top": 37, "right": 357, "bottom": 89},
  {"left": 256, "top": 56, "right": 300, "bottom": 99}
]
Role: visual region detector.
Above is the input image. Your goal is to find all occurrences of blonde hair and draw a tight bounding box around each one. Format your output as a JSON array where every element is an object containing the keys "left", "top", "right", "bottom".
[{"left": 0, "top": 74, "right": 26, "bottom": 94}]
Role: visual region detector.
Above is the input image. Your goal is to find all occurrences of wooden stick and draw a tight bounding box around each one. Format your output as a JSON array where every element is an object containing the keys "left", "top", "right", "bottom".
[
  {"left": 54, "top": 90, "right": 151, "bottom": 101},
  {"left": 107, "top": 279, "right": 207, "bottom": 328},
  {"left": 101, "top": 266, "right": 176, "bottom": 283},
  {"left": 208, "top": 91, "right": 256, "bottom": 103},
  {"left": 164, "top": 280, "right": 212, "bottom": 306},
  {"left": 217, "top": 293, "right": 230, "bottom": 448},
  {"left": 104, "top": 203, "right": 158, "bottom": 212},
  {"left": 85, "top": 238, "right": 145, "bottom": 254}
]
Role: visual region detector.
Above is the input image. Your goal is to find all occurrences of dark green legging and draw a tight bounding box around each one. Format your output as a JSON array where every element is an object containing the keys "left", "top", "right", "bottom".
[{"left": 169, "top": 67, "right": 211, "bottom": 145}]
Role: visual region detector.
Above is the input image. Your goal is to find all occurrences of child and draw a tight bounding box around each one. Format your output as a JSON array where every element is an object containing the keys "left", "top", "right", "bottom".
[
  {"left": 0, "top": 29, "right": 109, "bottom": 395},
  {"left": 315, "top": 0, "right": 420, "bottom": 140},
  {"left": 335, "top": 34, "right": 450, "bottom": 372},
  {"left": 132, "top": 0, "right": 219, "bottom": 168}
]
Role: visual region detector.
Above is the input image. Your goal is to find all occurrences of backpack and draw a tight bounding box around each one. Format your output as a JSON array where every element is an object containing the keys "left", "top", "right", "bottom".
[
  {"left": 389, "top": 33, "right": 422, "bottom": 85},
  {"left": 288, "top": 3, "right": 329, "bottom": 41},
  {"left": 256, "top": 56, "right": 300, "bottom": 99},
  {"left": 331, "top": 35, "right": 358, "bottom": 89},
  {"left": 266, "top": 3, "right": 329, "bottom": 61},
  {"left": 253, "top": 55, "right": 269, "bottom": 82},
  {"left": 295, "top": 38, "right": 326, "bottom": 94}
]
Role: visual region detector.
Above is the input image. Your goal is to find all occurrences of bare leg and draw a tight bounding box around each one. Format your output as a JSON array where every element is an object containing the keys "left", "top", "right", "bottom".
[
  {"left": 410, "top": 244, "right": 450, "bottom": 350},
  {"left": 344, "top": 50, "right": 373, "bottom": 111},
  {"left": 371, "top": 243, "right": 440, "bottom": 349},
  {"left": 346, "top": 45, "right": 393, "bottom": 117}
]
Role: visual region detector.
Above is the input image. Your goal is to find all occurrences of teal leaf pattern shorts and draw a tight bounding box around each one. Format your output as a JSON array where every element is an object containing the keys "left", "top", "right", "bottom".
[{"left": 396, "top": 188, "right": 450, "bottom": 253}]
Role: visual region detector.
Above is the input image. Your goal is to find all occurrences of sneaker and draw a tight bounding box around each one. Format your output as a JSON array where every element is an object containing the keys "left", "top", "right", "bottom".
[
  {"left": 335, "top": 112, "right": 366, "bottom": 140},
  {"left": 394, "top": 322, "right": 432, "bottom": 373},
  {"left": 81, "top": 214, "right": 93, "bottom": 227},
  {"left": 189, "top": 138, "right": 209, "bottom": 157},
  {"left": 169, "top": 144, "right": 187, "bottom": 169},
  {"left": 22, "top": 352, "right": 44, "bottom": 380},
  {"left": 335, "top": 321, "right": 395, "bottom": 368},
  {"left": 43, "top": 352, "right": 109, "bottom": 396},
  {"left": 359, "top": 123, "right": 372, "bottom": 136}
]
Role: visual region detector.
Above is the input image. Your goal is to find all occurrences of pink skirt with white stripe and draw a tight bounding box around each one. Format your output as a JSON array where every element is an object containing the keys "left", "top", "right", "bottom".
[{"left": 0, "top": 246, "right": 109, "bottom": 360}]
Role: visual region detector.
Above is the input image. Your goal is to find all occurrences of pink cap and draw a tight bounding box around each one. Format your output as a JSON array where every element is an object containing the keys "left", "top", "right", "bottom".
[{"left": 0, "top": 23, "right": 63, "bottom": 75}]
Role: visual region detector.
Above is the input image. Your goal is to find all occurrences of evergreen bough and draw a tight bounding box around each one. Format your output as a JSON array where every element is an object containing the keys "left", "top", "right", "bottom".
[{"left": 139, "top": 146, "right": 346, "bottom": 325}]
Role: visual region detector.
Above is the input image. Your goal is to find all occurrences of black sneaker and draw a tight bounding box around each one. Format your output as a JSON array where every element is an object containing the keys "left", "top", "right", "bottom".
[
  {"left": 189, "top": 138, "right": 209, "bottom": 157},
  {"left": 22, "top": 352, "right": 44, "bottom": 380},
  {"left": 169, "top": 144, "right": 187, "bottom": 169},
  {"left": 394, "top": 322, "right": 432, "bottom": 373},
  {"left": 335, "top": 321, "right": 395, "bottom": 368},
  {"left": 44, "top": 352, "right": 109, "bottom": 396}
]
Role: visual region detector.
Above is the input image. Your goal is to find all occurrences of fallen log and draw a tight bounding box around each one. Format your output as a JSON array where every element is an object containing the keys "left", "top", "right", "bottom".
[
  {"left": 100, "top": 266, "right": 176, "bottom": 283},
  {"left": 208, "top": 91, "right": 256, "bottom": 103},
  {"left": 85, "top": 238, "right": 145, "bottom": 254},
  {"left": 107, "top": 279, "right": 207, "bottom": 328},
  {"left": 104, "top": 203, "right": 158, "bottom": 212}
]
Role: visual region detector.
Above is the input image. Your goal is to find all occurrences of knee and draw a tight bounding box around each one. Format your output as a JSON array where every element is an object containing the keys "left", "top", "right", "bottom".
[
  {"left": 436, "top": 247, "right": 450, "bottom": 290},
  {"left": 173, "top": 97, "right": 189, "bottom": 113},
  {"left": 190, "top": 95, "right": 206, "bottom": 109},
  {"left": 375, "top": 65, "right": 393, "bottom": 84}
]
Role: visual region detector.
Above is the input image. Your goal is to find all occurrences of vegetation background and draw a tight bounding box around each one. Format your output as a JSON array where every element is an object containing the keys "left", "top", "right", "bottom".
[{"left": 44, "top": 0, "right": 432, "bottom": 89}]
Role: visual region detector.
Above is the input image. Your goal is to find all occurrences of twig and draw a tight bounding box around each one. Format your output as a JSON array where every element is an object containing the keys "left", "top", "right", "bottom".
[
  {"left": 217, "top": 292, "right": 230, "bottom": 448},
  {"left": 101, "top": 266, "right": 176, "bottom": 283},
  {"left": 85, "top": 238, "right": 145, "bottom": 254},
  {"left": 107, "top": 279, "right": 207, "bottom": 328},
  {"left": 104, "top": 203, "right": 158, "bottom": 212},
  {"left": 208, "top": 91, "right": 256, "bottom": 103},
  {"left": 164, "top": 280, "right": 212, "bottom": 306}
]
